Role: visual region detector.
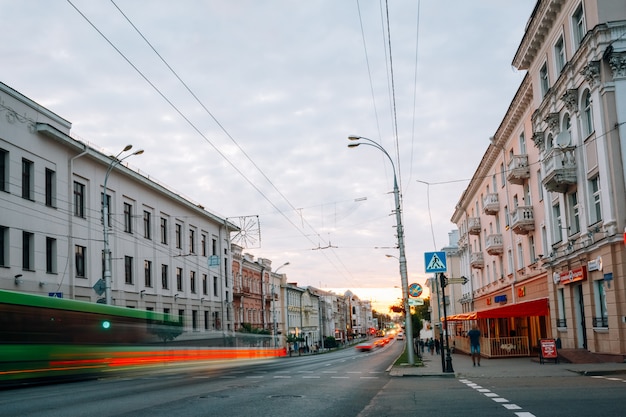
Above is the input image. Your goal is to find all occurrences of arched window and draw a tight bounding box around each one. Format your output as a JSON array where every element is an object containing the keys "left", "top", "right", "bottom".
[
  {"left": 582, "top": 90, "right": 594, "bottom": 136},
  {"left": 546, "top": 133, "right": 554, "bottom": 150}
]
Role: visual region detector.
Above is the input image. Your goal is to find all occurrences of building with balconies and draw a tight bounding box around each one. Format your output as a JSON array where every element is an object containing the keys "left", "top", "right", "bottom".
[{"left": 450, "top": 0, "right": 626, "bottom": 359}]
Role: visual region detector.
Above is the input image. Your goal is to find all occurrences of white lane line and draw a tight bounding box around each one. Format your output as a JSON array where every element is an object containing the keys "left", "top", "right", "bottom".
[
  {"left": 246, "top": 376, "right": 264, "bottom": 379},
  {"left": 302, "top": 376, "right": 320, "bottom": 379},
  {"left": 461, "top": 379, "right": 536, "bottom": 417},
  {"left": 360, "top": 376, "right": 378, "bottom": 379},
  {"left": 274, "top": 376, "right": 291, "bottom": 379},
  {"left": 331, "top": 376, "right": 350, "bottom": 379}
]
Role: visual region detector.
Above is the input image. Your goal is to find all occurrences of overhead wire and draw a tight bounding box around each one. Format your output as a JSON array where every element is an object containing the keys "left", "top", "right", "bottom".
[{"left": 66, "top": 0, "right": 358, "bottom": 283}]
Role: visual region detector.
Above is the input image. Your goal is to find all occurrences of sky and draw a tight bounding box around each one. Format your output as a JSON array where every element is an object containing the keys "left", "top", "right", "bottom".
[{"left": 3, "top": 0, "right": 536, "bottom": 313}]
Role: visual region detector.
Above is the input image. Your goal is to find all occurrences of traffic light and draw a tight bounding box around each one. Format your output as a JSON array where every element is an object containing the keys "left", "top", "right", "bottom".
[
  {"left": 439, "top": 273, "right": 447, "bottom": 288},
  {"left": 101, "top": 320, "right": 111, "bottom": 329}
]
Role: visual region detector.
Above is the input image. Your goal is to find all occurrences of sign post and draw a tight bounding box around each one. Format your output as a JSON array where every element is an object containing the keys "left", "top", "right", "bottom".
[{"left": 539, "top": 338, "right": 559, "bottom": 364}]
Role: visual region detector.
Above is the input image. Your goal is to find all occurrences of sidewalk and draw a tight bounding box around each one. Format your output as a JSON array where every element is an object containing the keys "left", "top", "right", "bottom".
[{"left": 389, "top": 350, "right": 626, "bottom": 378}]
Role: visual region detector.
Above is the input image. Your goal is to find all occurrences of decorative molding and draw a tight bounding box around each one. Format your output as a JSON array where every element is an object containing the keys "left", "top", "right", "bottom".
[
  {"left": 561, "top": 89, "right": 578, "bottom": 113},
  {"left": 544, "top": 112, "right": 560, "bottom": 133},
  {"left": 531, "top": 131, "right": 545, "bottom": 152},
  {"left": 608, "top": 51, "right": 626, "bottom": 79},
  {"left": 580, "top": 60, "right": 601, "bottom": 88}
]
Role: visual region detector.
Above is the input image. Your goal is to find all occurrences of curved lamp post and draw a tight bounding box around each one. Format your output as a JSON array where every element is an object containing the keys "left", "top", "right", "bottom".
[
  {"left": 348, "top": 135, "right": 414, "bottom": 365},
  {"left": 103, "top": 145, "right": 144, "bottom": 304}
]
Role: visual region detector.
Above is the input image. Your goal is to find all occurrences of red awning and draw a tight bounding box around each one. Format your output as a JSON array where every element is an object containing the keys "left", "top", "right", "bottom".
[{"left": 444, "top": 298, "right": 549, "bottom": 321}]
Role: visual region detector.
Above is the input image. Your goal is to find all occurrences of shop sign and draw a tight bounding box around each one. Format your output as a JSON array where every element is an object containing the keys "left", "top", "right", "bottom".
[
  {"left": 517, "top": 286, "right": 526, "bottom": 298},
  {"left": 494, "top": 294, "right": 507, "bottom": 304},
  {"left": 587, "top": 256, "right": 603, "bottom": 272},
  {"left": 557, "top": 266, "right": 588, "bottom": 285}
]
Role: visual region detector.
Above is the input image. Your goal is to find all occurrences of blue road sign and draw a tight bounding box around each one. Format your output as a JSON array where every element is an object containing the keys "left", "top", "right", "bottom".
[{"left": 424, "top": 251, "right": 447, "bottom": 273}]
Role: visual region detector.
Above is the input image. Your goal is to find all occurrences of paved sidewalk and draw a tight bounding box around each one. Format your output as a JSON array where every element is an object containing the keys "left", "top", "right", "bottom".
[{"left": 389, "top": 350, "right": 626, "bottom": 378}]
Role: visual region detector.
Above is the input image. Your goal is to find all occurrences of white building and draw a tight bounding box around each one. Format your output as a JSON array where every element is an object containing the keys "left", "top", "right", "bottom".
[{"left": 0, "top": 82, "right": 238, "bottom": 337}]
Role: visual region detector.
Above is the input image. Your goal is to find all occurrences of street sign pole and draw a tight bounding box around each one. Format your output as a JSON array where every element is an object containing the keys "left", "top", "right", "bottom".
[{"left": 439, "top": 273, "right": 454, "bottom": 373}]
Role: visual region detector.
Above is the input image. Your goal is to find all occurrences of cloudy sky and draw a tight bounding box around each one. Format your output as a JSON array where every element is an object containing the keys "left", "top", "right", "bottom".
[{"left": 3, "top": 0, "right": 536, "bottom": 312}]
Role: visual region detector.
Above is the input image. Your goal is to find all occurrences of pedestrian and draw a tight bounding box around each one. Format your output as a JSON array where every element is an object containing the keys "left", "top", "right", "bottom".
[
  {"left": 468, "top": 325, "right": 481, "bottom": 366},
  {"left": 434, "top": 338, "right": 440, "bottom": 355},
  {"left": 428, "top": 338, "right": 435, "bottom": 355}
]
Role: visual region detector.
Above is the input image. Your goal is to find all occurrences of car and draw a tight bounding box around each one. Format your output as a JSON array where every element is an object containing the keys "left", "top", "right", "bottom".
[
  {"left": 355, "top": 341, "right": 375, "bottom": 351},
  {"left": 397, "top": 332, "right": 405, "bottom": 340}
]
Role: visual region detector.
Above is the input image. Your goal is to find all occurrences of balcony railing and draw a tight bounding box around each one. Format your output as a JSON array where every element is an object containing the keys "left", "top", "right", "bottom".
[
  {"left": 468, "top": 217, "right": 481, "bottom": 235},
  {"left": 483, "top": 193, "right": 499, "bottom": 215},
  {"left": 556, "top": 318, "right": 567, "bottom": 328},
  {"left": 485, "top": 234, "right": 504, "bottom": 255},
  {"left": 542, "top": 147, "right": 577, "bottom": 193},
  {"left": 470, "top": 252, "right": 484, "bottom": 269},
  {"left": 507, "top": 154, "right": 530, "bottom": 185},
  {"left": 510, "top": 206, "right": 535, "bottom": 235}
]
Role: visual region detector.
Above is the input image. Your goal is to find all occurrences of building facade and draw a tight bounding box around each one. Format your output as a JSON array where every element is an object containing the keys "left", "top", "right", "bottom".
[
  {"left": 451, "top": 0, "right": 626, "bottom": 358},
  {"left": 0, "top": 82, "right": 238, "bottom": 338}
]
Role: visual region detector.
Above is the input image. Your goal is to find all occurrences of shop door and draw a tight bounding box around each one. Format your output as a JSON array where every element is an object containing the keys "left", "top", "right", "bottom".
[{"left": 574, "top": 284, "right": 587, "bottom": 349}]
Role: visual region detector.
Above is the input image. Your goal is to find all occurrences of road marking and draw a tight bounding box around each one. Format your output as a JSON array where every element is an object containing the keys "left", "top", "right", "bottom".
[
  {"left": 273, "top": 376, "right": 291, "bottom": 379},
  {"left": 460, "top": 379, "right": 535, "bottom": 417},
  {"left": 246, "top": 376, "right": 264, "bottom": 379},
  {"left": 331, "top": 376, "right": 349, "bottom": 379},
  {"left": 359, "top": 376, "right": 378, "bottom": 379},
  {"left": 302, "top": 376, "right": 320, "bottom": 379}
]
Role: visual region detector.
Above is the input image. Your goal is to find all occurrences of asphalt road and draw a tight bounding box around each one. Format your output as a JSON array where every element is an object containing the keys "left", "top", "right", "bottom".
[{"left": 3, "top": 341, "right": 626, "bottom": 417}]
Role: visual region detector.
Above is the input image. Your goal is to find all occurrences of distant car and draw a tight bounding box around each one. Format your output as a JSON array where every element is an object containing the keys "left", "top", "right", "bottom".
[
  {"left": 397, "top": 333, "right": 405, "bottom": 340},
  {"left": 355, "top": 341, "right": 375, "bottom": 351}
]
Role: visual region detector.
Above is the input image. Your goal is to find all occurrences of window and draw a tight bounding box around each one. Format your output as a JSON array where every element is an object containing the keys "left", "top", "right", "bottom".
[
  {"left": 537, "top": 170, "right": 544, "bottom": 201},
  {"left": 161, "top": 264, "right": 169, "bottom": 289},
  {"left": 0, "top": 149, "right": 7, "bottom": 192},
  {"left": 22, "top": 159, "right": 33, "bottom": 200},
  {"left": 582, "top": 90, "right": 594, "bottom": 136},
  {"left": 204, "top": 311, "right": 210, "bottom": 330},
  {"left": 144, "top": 260, "right": 152, "bottom": 287},
  {"left": 517, "top": 243, "right": 525, "bottom": 269},
  {"left": 0, "top": 226, "right": 7, "bottom": 267},
  {"left": 175, "top": 223, "right": 182, "bottom": 249},
  {"left": 540, "top": 62, "right": 550, "bottom": 97},
  {"left": 492, "top": 174, "right": 497, "bottom": 191},
  {"left": 519, "top": 132, "right": 526, "bottom": 154},
  {"left": 190, "top": 271, "right": 197, "bottom": 293},
  {"left": 202, "top": 274, "right": 208, "bottom": 295},
  {"left": 500, "top": 163, "right": 506, "bottom": 187},
  {"left": 201, "top": 234, "right": 207, "bottom": 256},
  {"left": 143, "top": 210, "right": 151, "bottom": 239},
  {"left": 45, "top": 168, "right": 56, "bottom": 207},
  {"left": 567, "top": 191, "right": 580, "bottom": 235},
  {"left": 74, "top": 181, "right": 85, "bottom": 218},
  {"left": 21, "top": 231, "right": 34, "bottom": 270},
  {"left": 75, "top": 245, "right": 86, "bottom": 277},
  {"left": 593, "top": 280, "right": 608, "bottom": 328},
  {"left": 552, "top": 203, "right": 563, "bottom": 243},
  {"left": 192, "top": 310, "right": 198, "bottom": 331},
  {"left": 125, "top": 256, "right": 134, "bottom": 284},
  {"left": 589, "top": 176, "right": 602, "bottom": 224},
  {"left": 528, "top": 235, "right": 536, "bottom": 263},
  {"left": 212, "top": 238, "right": 217, "bottom": 256},
  {"left": 572, "top": 4, "right": 586, "bottom": 48},
  {"left": 176, "top": 267, "right": 183, "bottom": 291},
  {"left": 189, "top": 229, "right": 195, "bottom": 254},
  {"left": 507, "top": 249, "right": 513, "bottom": 275},
  {"left": 46, "top": 237, "right": 57, "bottom": 274},
  {"left": 101, "top": 193, "right": 111, "bottom": 226},
  {"left": 213, "top": 276, "right": 218, "bottom": 297},
  {"left": 124, "top": 203, "right": 133, "bottom": 233},
  {"left": 554, "top": 36, "right": 566, "bottom": 74},
  {"left": 160, "top": 217, "right": 168, "bottom": 244}
]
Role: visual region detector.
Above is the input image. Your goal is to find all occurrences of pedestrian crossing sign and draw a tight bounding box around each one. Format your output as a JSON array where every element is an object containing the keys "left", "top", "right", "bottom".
[{"left": 424, "top": 251, "right": 447, "bottom": 273}]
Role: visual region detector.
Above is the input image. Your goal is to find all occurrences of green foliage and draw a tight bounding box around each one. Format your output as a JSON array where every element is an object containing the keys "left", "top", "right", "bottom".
[{"left": 323, "top": 336, "right": 338, "bottom": 349}]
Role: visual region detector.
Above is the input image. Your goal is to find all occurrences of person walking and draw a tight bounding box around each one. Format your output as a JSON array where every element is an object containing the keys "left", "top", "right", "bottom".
[{"left": 468, "top": 325, "right": 481, "bottom": 366}]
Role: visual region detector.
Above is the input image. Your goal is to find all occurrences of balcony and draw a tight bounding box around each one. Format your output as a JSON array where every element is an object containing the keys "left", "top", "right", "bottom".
[
  {"left": 470, "top": 252, "right": 484, "bottom": 269},
  {"left": 507, "top": 154, "right": 530, "bottom": 185},
  {"left": 458, "top": 232, "right": 468, "bottom": 249},
  {"left": 485, "top": 234, "right": 504, "bottom": 255},
  {"left": 468, "top": 217, "right": 481, "bottom": 235},
  {"left": 542, "top": 147, "right": 577, "bottom": 193},
  {"left": 483, "top": 193, "right": 499, "bottom": 215},
  {"left": 510, "top": 206, "right": 535, "bottom": 235}
]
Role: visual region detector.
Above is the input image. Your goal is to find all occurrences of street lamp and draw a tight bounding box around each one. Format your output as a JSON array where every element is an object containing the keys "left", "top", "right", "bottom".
[
  {"left": 272, "top": 262, "right": 290, "bottom": 347},
  {"left": 347, "top": 135, "right": 415, "bottom": 365},
  {"left": 103, "top": 145, "right": 144, "bottom": 304}
]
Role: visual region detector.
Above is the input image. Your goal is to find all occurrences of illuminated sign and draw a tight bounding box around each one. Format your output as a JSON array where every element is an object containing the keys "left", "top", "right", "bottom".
[
  {"left": 557, "top": 266, "right": 588, "bottom": 285},
  {"left": 494, "top": 295, "right": 507, "bottom": 303}
]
